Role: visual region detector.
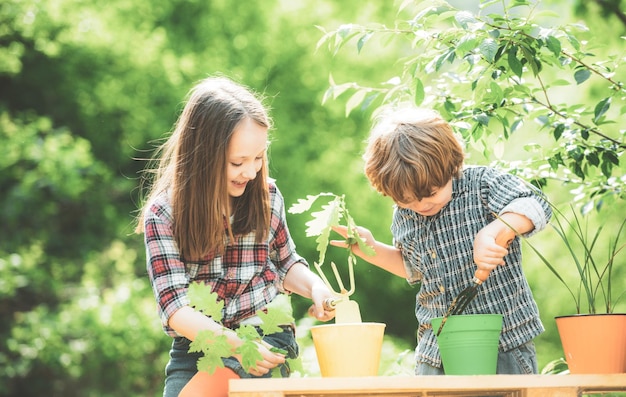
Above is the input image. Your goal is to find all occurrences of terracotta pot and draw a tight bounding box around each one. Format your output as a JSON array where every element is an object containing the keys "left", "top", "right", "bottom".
[
  {"left": 555, "top": 313, "right": 626, "bottom": 374},
  {"left": 310, "top": 322, "right": 386, "bottom": 377}
]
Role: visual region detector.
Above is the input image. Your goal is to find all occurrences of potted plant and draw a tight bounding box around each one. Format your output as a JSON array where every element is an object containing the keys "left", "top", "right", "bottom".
[
  {"left": 289, "top": 192, "right": 386, "bottom": 377},
  {"left": 522, "top": 203, "right": 626, "bottom": 374}
]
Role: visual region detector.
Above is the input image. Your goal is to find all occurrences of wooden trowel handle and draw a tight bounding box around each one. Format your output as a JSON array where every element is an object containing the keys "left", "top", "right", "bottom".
[{"left": 474, "top": 268, "right": 491, "bottom": 283}]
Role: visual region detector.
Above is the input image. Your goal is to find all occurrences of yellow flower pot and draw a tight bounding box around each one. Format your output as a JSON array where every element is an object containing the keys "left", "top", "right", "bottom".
[{"left": 310, "top": 322, "right": 386, "bottom": 377}]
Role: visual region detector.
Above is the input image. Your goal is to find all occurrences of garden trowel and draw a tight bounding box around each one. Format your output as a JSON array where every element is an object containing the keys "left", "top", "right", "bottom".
[{"left": 323, "top": 295, "right": 362, "bottom": 323}]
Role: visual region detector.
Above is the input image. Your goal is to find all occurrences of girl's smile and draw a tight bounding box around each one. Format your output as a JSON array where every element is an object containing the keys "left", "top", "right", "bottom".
[{"left": 226, "top": 118, "right": 268, "bottom": 198}]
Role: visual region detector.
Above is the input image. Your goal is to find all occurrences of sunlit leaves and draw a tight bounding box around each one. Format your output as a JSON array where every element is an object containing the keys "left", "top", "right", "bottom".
[
  {"left": 288, "top": 192, "right": 376, "bottom": 268},
  {"left": 318, "top": 0, "right": 625, "bottom": 205},
  {"left": 187, "top": 283, "right": 298, "bottom": 377},
  {"left": 190, "top": 331, "right": 231, "bottom": 374}
]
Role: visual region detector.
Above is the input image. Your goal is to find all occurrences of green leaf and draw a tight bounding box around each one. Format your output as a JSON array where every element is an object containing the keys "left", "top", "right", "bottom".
[
  {"left": 507, "top": 46, "right": 523, "bottom": 78},
  {"left": 414, "top": 78, "right": 425, "bottom": 106},
  {"left": 188, "top": 282, "right": 224, "bottom": 319},
  {"left": 345, "top": 89, "right": 367, "bottom": 117},
  {"left": 196, "top": 355, "right": 225, "bottom": 375},
  {"left": 190, "top": 331, "right": 233, "bottom": 374},
  {"left": 236, "top": 324, "right": 262, "bottom": 341},
  {"left": 479, "top": 38, "right": 498, "bottom": 63},
  {"left": 545, "top": 35, "right": 561, "bottom": 57},
  {"left": 593, "top": 97, "right": 611, "bottom": 124},
  {"left": 288, "top": 195, "right": 321, "bottom": 214},
  {"left": 258, "top": 305, "right": 294, "bottom": 336},
  {"left": 574, "top": 69, "right": 591, "bottom": 85},
  {"left": 305, "top": 200, "right": 341, "bottom": 237},
  {"left": 553, "top": 124, "right": 565, "bottom": 140},
  {"left": 455, "top": 11, "right": 478, "bottom": 30},
  {"left": 357, "top": 32, "right": 372, "bottom": 53},
  {"left": 237, "top": 340, "right": 264, "bottom": 371}
]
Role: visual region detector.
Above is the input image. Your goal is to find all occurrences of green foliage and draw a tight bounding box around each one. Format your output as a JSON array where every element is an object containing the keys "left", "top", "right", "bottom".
[
  {"left": 187, "top": 282, "right": 297, "bottom": 377},
  {"left": 317, "top": 0, "right": 625, "bottom": 208},
  {"left": 1, "top": 240, "right": 168, "bottom": 397},
  {"left": 524, "top": 204, "right": 626, "bottom": 314},
  {"left": 1, "top": 0, "right": 622, "bottom": 391},
  {"left": 289, "top": 193, "right": 375, "bottom": 266}
]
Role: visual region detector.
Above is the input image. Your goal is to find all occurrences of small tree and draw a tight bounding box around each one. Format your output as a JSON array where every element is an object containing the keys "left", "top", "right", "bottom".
[{"left": 317, "top": 0, "right": 625, "bottom": 209}]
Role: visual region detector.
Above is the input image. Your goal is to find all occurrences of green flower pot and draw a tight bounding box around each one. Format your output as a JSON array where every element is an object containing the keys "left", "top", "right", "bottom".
[{"left": 431, "top": 314, "right": 503, "bottom": 375}]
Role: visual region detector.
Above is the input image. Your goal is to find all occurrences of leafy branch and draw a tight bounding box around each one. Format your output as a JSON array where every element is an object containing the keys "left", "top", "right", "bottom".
[
  {"left": 187, "top": 282, "right": 301, "bottom": 377},
  {"left": 316, "top": 0, "right": 625, "bottom": 206},
  {"left": 288, "top": 192, "right": 375, "bottom": 267}
]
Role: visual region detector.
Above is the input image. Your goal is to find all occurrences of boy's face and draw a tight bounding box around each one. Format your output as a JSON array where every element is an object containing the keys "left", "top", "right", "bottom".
[{"left": 395, "top": 179, "right": 453, "bottom": 217}]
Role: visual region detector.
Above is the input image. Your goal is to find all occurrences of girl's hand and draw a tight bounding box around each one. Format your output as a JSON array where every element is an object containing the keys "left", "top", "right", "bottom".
[
  {"left": 330, "top": 225, "right": 377, "bottom": 258},
  {"left": 239, "top": 340, "right": 286, "bottom": 376},
  {"left": 307, "top": 280, "right": 336, "bottom": 322}
]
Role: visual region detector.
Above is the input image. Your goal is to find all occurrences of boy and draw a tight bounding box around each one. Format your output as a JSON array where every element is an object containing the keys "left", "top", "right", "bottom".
[{"left": 333, "top": 107, "right": 551, "bottom": 375}]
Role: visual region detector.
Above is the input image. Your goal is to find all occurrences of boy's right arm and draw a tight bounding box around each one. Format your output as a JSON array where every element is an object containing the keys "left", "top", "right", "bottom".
[{"left": 330, "top": 225, "right": 408, "bottom": 278}]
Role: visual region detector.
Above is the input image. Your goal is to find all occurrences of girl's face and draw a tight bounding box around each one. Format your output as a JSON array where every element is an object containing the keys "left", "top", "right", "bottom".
[
  {"left": 395, "top": 179, "right": 453, "bottom": 217},
  {"left": 226, "top": 118, "right": 268, "bottom": 198}
]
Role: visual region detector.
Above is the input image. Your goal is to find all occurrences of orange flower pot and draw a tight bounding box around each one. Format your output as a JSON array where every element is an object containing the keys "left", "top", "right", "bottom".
[{"left": 555, "top": 313, "right": 626, "bottom": 374}]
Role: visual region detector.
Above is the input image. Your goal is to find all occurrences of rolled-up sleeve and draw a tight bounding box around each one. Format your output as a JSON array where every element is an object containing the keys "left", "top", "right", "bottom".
[
  {"left": 144, "top": 198, "right": 190, "bottom": 335},
  {"left": 501, "top": 197, "right": 550, "bottom": 237}
]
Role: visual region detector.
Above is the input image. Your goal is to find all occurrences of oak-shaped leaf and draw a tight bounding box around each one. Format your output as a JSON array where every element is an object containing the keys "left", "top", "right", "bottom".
[
  {"left": 237, "top": 339, "right": 264, "bottom": 372},
  {"left": 189, "top": 330, "right": 232, "bottom": 374},
  {"left": 258, "top": 300, "right": 294, "bottom": 335},
  {"left": 188, "top": 282, "right": 224, "bottom": 320}
]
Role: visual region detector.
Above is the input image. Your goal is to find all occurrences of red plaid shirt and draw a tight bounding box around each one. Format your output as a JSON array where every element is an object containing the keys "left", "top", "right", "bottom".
[{"left": 143, "top": 182, "right": 306, "bottom": 336}]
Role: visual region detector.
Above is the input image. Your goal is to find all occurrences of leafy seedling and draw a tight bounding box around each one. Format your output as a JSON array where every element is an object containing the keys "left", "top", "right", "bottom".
[{"left": 187, "top": 283, "right": 300, "bottom": 377}]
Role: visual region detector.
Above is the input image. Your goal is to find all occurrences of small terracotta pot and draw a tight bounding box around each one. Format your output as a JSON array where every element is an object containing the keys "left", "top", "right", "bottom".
[{"left": 555, "top": 313, "right": 626, "bottom": 374}]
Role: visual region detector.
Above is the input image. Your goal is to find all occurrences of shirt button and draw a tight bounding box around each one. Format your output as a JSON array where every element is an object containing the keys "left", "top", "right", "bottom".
[
  {"left": 439, "top": 285, "right": 445, "bottom": 293},
  {"left": 431, "top": 251, "right": 437, "bottom": 259}
]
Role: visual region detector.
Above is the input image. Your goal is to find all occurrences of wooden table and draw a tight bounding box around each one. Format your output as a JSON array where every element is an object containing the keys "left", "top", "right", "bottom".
[{"left": 229, "top": 374, "right": 626, "bottom": 397}]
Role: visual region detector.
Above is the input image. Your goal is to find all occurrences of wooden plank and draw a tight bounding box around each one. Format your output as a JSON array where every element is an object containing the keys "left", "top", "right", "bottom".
[{"left": 228, "top": 374, "right": 626, "bottom": 397}]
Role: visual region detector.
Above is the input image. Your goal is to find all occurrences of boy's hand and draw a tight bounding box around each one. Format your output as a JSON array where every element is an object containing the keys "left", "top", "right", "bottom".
[
  {"left": 473, "top": 228, "right": 511, "bottom": 272},
  {"left": 330, "top": 225, "right": 377, "bottom": 258}
]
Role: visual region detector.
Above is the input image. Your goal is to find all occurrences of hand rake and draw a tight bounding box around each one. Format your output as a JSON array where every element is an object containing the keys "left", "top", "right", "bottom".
[
  {"left": 314, "top": 256, "right": 362, "bottom": 323},
  {"left": 435, "top": 268, "right": 491, "bottom": 336}
]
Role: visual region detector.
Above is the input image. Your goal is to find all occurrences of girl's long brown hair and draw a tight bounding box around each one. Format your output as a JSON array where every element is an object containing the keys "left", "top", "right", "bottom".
[{"left": 136, "top": 77, "right": 272, "bottom": 261}]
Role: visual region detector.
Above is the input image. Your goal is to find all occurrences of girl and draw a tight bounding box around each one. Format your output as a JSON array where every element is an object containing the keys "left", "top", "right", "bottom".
[{"left": 135, "top": 76, "right": 335, "bottom": 397}]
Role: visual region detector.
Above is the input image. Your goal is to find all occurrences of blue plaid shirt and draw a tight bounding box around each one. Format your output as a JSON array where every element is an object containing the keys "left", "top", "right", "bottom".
[
  {"left": 392, "top": 166, "right": 551, "bottom": 368},
  {"left": 143, "top": 182, "right": 306, "bottom": 337}
]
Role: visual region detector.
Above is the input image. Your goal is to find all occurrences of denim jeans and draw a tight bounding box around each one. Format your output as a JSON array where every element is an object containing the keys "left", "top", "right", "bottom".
[
  {"left": 415, "top": 340, "right": 538, "bottom": 375},
  {"left": 162, "top": 326, "right": 298, "bottom": 397}
]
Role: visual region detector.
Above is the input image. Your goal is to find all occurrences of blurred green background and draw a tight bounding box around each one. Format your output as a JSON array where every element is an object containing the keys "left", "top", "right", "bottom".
[{"left": 1, "top": 0, "right": 624, "bottom": 395}]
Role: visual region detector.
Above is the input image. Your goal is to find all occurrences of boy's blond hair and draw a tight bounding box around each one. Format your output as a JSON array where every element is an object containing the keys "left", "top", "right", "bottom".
[{"left": 363, "top": 107, "right": 465, "bottom": 203}]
